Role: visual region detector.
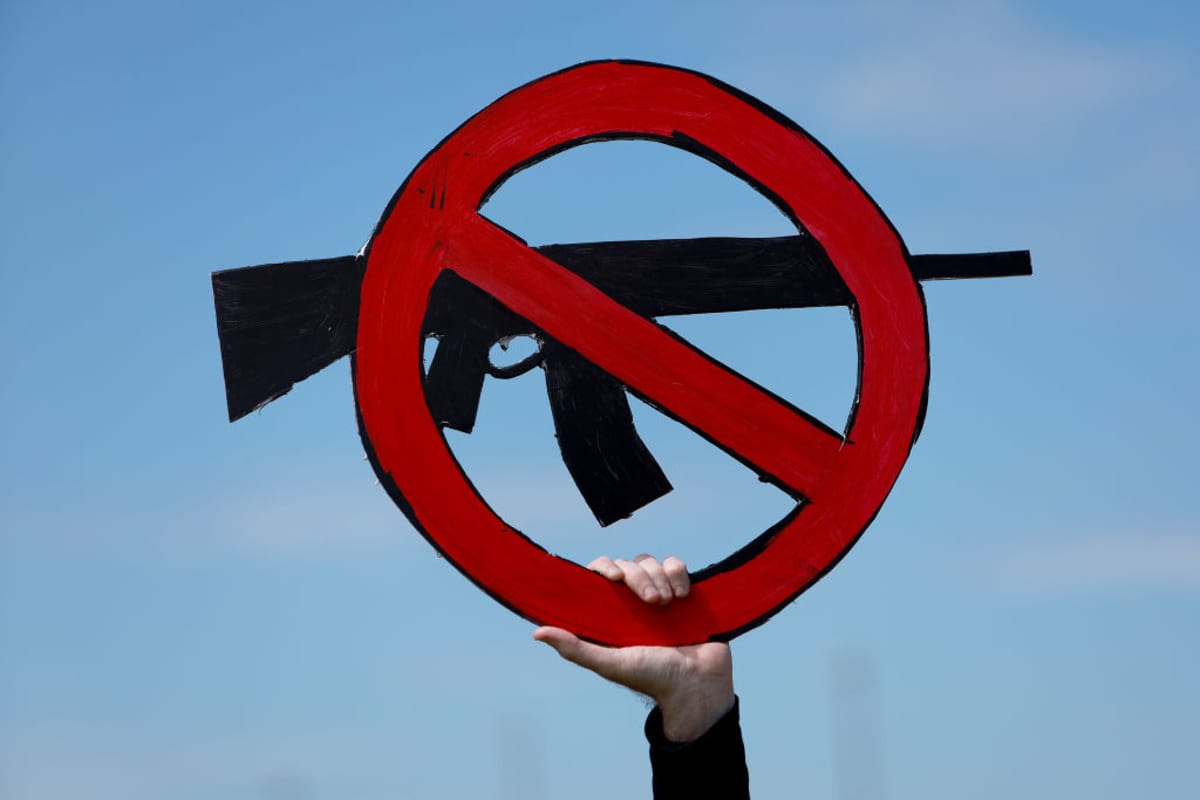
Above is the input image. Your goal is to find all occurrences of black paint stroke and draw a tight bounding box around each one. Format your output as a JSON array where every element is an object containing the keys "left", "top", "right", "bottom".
[
  {"left": 422, "top": 275, "right": 499, "bottom": 432},
  {"left": 213, "top": 237, "right": 1031, "bottom": 522},
  {"left": 542, "top": 339, "right": 673, "bottom": 525},
  {"left": 212, "top": 255, "right": 361, "bottom": 422}
]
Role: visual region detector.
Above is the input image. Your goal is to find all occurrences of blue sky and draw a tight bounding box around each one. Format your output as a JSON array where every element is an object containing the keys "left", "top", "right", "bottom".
[{"left": 1, "top": 1, "right": 1197, "bottom": 798}]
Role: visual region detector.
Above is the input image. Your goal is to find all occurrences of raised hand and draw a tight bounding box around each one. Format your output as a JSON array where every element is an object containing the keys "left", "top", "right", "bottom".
[{"left": 533, "top": 554, "right": 735, "bottom": 742}]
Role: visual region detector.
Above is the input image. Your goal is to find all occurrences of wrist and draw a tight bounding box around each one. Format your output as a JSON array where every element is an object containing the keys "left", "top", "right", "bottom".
[{"left": 656, "top": 671, "right": 735, "bottom": 742}]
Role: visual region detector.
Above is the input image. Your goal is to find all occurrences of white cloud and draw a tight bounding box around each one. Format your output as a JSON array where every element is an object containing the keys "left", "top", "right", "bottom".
[
  {"left": 217, "top": 480, "right": 407, "bottom": 559},
  {"left": 725, "top": 0, "right": 1175, "bottom": 152},
  {"left": 0, "top": 477, "right": 413, "bottom": 562},
  {"left": 0, "top": 722, "right": 394, "bottom": 800},
  {"left": 976, "top": 531, "right": 1200, "bottom": 594},
  {"left": 827, "top": 10, "right": 1158, "bottom": 145}
]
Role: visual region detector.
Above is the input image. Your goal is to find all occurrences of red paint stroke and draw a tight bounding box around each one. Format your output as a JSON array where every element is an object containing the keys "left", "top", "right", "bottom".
[{"left": 355, "top": 61, "right": 928, "bottom": 645}]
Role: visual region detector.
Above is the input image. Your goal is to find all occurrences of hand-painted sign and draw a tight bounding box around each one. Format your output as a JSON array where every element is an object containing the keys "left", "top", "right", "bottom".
[{"left": 213, "top": 61, "right": 1030, "bottom": 645}]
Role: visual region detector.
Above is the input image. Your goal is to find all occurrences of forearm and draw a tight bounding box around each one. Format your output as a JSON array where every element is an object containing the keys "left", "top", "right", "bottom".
[{"left": 646, "top": 697, "right": 750, "bottom": 800}]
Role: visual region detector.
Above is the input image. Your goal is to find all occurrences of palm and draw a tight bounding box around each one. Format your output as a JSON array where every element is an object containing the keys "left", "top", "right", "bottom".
[
  {"left": 533, "top": 555, "right": 735, "bottom": 742},
  {"left": 601, "top": 641, "right": 731, "bottom": 699}
]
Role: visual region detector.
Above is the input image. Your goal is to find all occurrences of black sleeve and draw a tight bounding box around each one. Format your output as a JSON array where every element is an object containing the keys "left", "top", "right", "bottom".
[{"left": 645, "top": 698, "right": 750, "bottom": 799}]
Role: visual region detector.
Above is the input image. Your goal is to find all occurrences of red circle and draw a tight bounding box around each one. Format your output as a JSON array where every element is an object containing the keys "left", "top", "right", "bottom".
[{"left": 355, "top": 61, "right": 928, "bottom": 646}]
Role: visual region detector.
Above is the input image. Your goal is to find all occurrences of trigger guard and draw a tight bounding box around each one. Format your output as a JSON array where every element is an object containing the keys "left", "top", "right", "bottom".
[{"left": 486, "top": 335, "right": 544, "bottom": 379}]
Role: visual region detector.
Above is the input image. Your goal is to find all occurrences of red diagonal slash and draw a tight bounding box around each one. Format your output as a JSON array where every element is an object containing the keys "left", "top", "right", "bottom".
[
  {"left": 449, "top": 215, "right": 846, "bottom": 499},
  {"left": 354, "top": 61, "right": 928, "bottom": 646}
]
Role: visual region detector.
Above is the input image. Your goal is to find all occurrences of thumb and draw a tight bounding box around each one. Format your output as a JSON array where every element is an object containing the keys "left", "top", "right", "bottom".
[{"left": 533, "top": 626, "right": 623, "bottom": 677}]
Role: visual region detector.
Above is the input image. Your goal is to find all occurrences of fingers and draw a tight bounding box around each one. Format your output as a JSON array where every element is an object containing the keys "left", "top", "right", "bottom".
[
  {"left": 531, "top": 625, "right": 576, "bottom": 653},
  {"left": 588, "top": 554, "right": 690, "bottom": 605},
  {"left": 586, "top": 556, "right": 623, "bottom": 581},
  {"left": 662, "top": 555, "right": 690, "bottom": 598},
  {"left": 632, "top": 554, "right": 674, "bottom": 604},
  {"left": 532, "top": 626, "right": 624, "bottom": 680},
  {"left": 609, "top": 557, "right": 661, "bottom": 604}
]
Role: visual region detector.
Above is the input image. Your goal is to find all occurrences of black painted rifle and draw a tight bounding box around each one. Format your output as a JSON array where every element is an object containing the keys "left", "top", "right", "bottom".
[{"left": 213, "top": 235, "right": 1030, "bottom": 525}]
